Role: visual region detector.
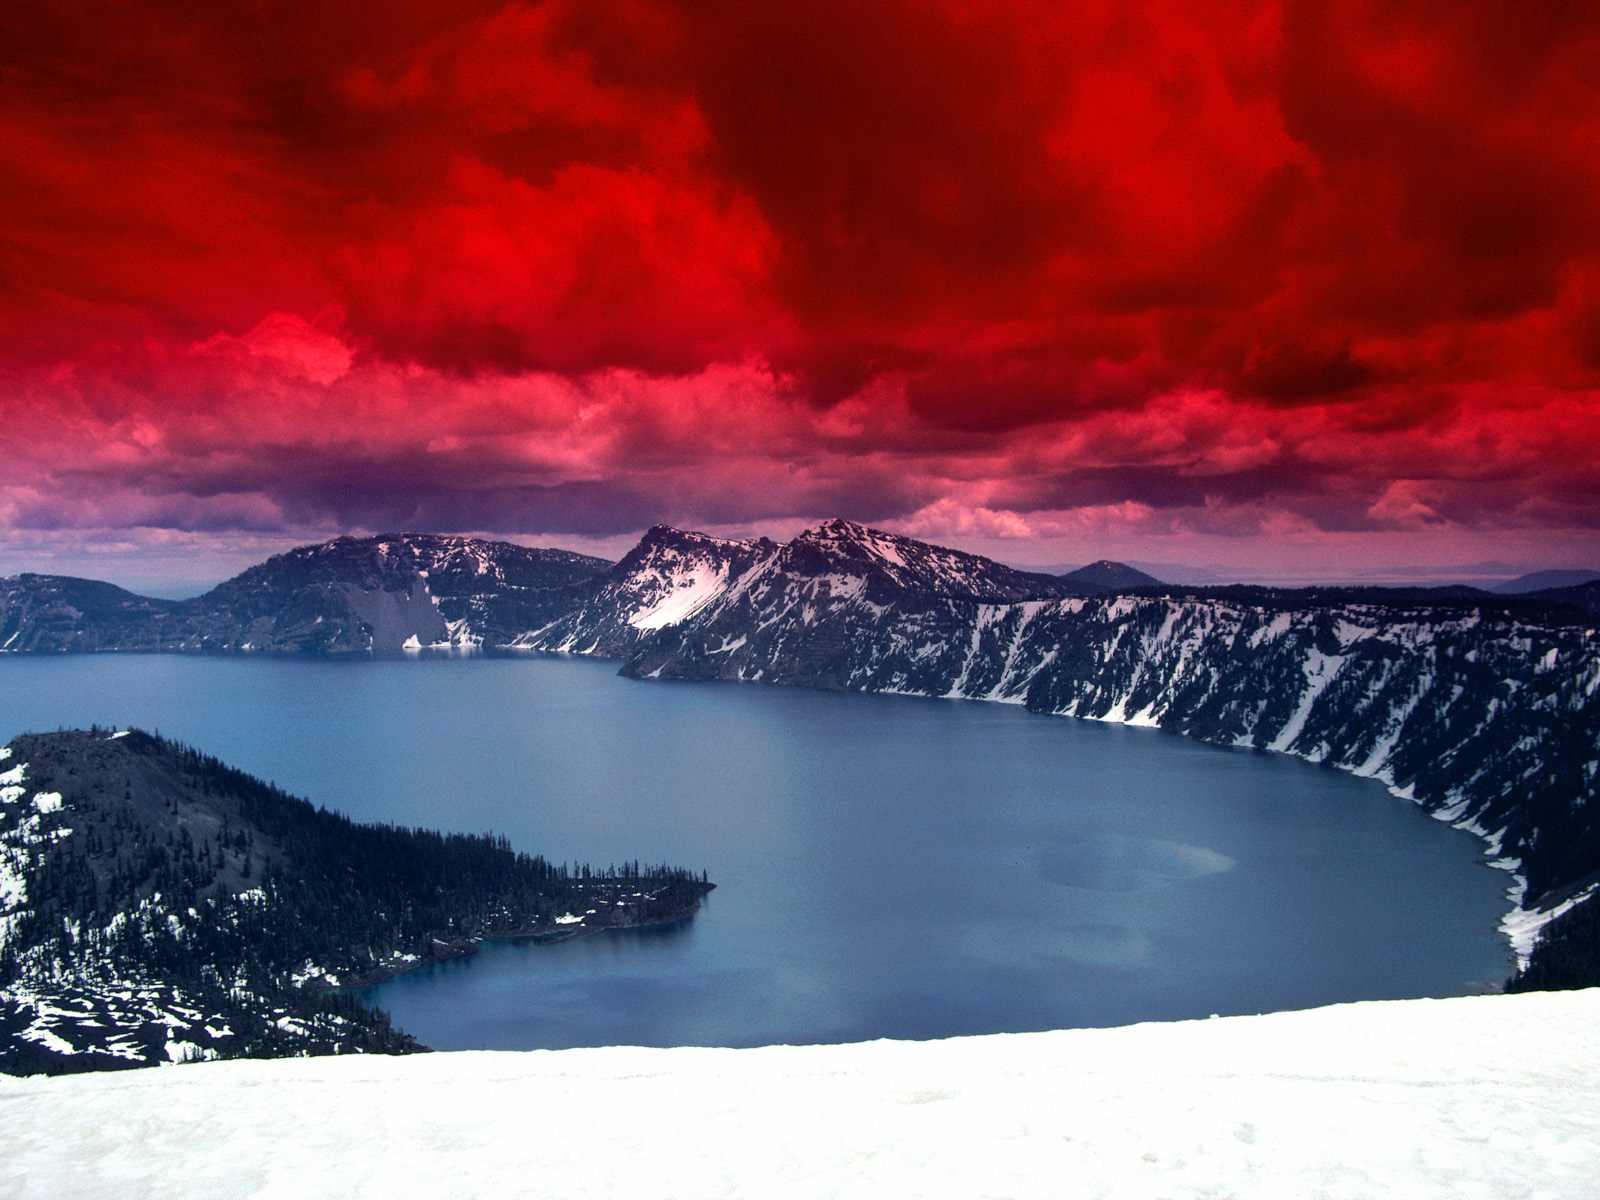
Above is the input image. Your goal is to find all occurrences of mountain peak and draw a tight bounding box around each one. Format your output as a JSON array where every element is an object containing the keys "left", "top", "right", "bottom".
[
  {"left": 774, "top": 519, "right": 1071, "bottom": 602},
  {"left": 794, "top": 519, "right": 931, "bottom": 561},
  {"left": 798, "top": 517, "right": 877, "bottom": 540},
  {"left": 635, "top": 525, "right": 773, "bottom": 554},
  {"left": 641, "top": 523, "right": 726, "bottom": 543},
  {"left": 641, "top": 523, "right": 693, "bottom": 540},
  {"left": 1059, "top": 560, "right": 1162, "bottom": 591}
]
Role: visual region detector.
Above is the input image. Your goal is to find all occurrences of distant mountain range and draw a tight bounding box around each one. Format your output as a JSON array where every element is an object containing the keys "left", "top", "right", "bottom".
[
  {"left": 12, "top": 523, "right": 1591, "bottom": 658},
  {"left": 1493, "top": 569, "right": 1600, "bottom": 595},
  {"left": 0, "top": 525, "right": 1170, "bottom": 655},
  {"left": 3, "top": 519, "right": 1598, "bottom": 984},
  {"left": 1023, "top": 561, "right": 1600, "bottom": 593},
  {"left": 0, "top": 534, "right": 609, "bottom": 654}
]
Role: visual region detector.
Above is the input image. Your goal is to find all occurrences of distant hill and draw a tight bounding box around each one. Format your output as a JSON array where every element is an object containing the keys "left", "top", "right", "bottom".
[
  {"left": 1057, "top": 560, "right": 1162, "bottom": 591},
  {"left": 0, "top": 729, "right": 711, "bottom": 1075},
  {"left": 1494, "top": 569, "right": 1600, "bottom": 595}
]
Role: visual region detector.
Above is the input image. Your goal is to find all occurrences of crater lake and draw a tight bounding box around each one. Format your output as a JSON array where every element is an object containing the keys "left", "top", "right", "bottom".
[{"left": 0, "top": 652, "right": 1511, "bottom": 1049}]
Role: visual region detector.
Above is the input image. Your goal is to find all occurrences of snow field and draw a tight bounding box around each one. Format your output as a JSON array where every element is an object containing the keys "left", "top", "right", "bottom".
[
  {"left": 629, "top": 562, "right": 729, "bottom": 631},
  {"left": 2, "top": 989, "right": 1596, "bottom": 1200}
]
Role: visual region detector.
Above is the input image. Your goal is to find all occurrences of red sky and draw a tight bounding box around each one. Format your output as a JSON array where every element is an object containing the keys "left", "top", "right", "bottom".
[{"left": 3, "top": 0, "right": 1599, "bottom": 589}]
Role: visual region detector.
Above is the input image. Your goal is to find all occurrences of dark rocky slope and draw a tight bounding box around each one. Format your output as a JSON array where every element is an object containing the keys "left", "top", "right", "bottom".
[
  {"left": 1508, "top": 896, "right": 1600, "bottom": 993},
  {"left": 0, "top": 729, "right": 711, "bottom": 1075},
  {"left": 0, "top": 576, "right": 190, "bottom": 653}
]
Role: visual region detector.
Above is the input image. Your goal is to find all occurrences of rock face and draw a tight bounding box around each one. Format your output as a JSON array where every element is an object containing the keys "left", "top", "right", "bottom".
[
  {"left": 514, "top": 525, "right": 778, "bottom": 657},
  {"left": 0, "top": 534, "right": 612, "bottom": 653},
  {"left": 0, "top": 729, "right": 711, "bottom": 1075}
]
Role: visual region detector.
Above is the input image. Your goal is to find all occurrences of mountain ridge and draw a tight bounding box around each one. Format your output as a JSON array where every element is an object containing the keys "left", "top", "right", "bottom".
[
  {"left": 1, "top": 534, "right": 613, "bottom": 653},
  {"left": 5, "top": 519, "right": 1598, "bottom": 975}
]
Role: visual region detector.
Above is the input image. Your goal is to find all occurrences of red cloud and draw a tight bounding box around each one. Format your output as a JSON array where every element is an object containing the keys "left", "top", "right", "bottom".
[{"left": 1, "top": 0, "right": 1597, "bottom": 571}]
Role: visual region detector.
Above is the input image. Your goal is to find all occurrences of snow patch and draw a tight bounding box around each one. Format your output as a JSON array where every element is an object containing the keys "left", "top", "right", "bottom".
[
  {"left": 20, "top": 1025, "right": 78, "bottom": 1056},
  {"left": 163, "top": 1037, "right": 210, "bottom": 1064},
  {"left": 629, "top": 565, "right": 730, "bottom": 631}
]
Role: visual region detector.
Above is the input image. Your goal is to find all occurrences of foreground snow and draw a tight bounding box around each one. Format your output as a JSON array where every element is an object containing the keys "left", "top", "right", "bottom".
[{"left": 3, "top": 990, "right": 1596, "bottom": 1199}]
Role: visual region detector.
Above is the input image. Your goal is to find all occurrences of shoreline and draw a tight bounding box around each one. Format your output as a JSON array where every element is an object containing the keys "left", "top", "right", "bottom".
[{"left": 324, "top": 897, "right": 712, "bottom": 993}]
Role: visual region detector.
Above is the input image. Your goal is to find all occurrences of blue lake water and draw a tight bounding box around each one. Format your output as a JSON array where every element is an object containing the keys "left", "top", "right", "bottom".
[{"left": 0, "top": 652, "right": 1511, "bottom": 1049}]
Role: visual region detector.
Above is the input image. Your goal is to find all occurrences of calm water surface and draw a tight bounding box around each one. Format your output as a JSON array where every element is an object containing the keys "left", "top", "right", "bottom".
[{"left": 0, "top": 653, "right": 1511, "bottom": 1048}]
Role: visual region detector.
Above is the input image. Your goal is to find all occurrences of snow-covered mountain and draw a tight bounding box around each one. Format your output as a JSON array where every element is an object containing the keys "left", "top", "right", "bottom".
[
  {"left": 4, "top": 989, "right": 1596, "bottom": 1200},
  {"left": 0, "top": 534, "right": 611, "bottom": 653},
  {"left": 203, "top": 533, "right": 611, "bottom": 650},
  {"left": 516, "top": 518, "right": 1076, "bottom": 665},
  {"left": 513, "top": 525, "right": 776, "bottom": 657}
]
